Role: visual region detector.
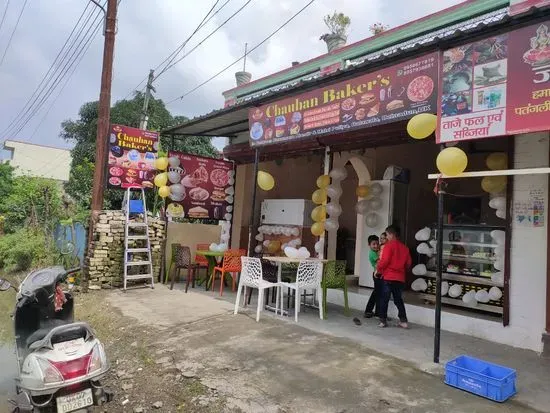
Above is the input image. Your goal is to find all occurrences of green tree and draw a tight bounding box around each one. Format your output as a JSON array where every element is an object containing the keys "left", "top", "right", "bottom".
[
  {"left": 0, "top": 162, "right": 14, "bottom": 200},
  {"left": 61, "top": 93, "right": 218, "bottom": 211}
]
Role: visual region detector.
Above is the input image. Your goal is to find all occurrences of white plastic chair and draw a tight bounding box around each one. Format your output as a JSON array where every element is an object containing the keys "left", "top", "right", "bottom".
[
  {"left": 234, "top": 256, "right": 280, "bottom": 322},
  {"left": 277, "top": 260, "right": 323, "bottom": 322}
]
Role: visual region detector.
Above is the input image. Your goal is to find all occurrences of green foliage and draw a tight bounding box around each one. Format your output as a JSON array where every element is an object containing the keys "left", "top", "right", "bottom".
[
  {"left": 0, "top": 229, "right": 56, "bottom": 272},
  {"left": 0, "top": 163, "right": 14, "bottom": 200},
  {"left": 322, "top": 11, "right": 351, "bottom": 37},
  {"left": 62, "top": 92, "right": 219, "bottom": 211}
]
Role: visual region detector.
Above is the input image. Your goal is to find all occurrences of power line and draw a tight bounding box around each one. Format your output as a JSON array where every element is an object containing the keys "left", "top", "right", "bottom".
[
  {"left": 167, "top": 0, "right": 316, "bottom": 104},
  {"left": 156, "top": 0, "right": 253, "bottom": 79},
  {"left": 0, "top": 2, "right": 95, "bottom": 138},
  {"left": 0, "top": 0, "right": 10, "bottom": 36},
  {"left": 122, "top": 0, "right": 232, "bottom": 100},
  {"left": 0, "top": 0, "right": 28, "bottom": 67},
  {"left": 3, "top": 2, "right": 105, "bottom": 140}
]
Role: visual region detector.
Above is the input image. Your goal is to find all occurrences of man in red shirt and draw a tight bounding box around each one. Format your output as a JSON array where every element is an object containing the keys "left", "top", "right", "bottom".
[{"left": 376, "top": 225, "right": 412, "bottom": 328}]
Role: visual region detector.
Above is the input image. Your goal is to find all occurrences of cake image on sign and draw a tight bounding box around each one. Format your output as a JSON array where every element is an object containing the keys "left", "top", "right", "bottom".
[
  {"left": 188, "top": 206, "right": 209, "bottom": 218},
  {"left": 167, "top": 203, "right": 184, "bottom": 218},
  {"left": 386, "top": 100, "right": 404, "bottom": 111},
  {"left": 189, "top": 187, "right": 209, "bottom": 201},
  {"left": 250, "top": 122, "right": 264, "bottom": 140}
]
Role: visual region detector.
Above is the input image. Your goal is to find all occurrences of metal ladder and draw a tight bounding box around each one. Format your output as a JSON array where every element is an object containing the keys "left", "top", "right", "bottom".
[{"left": 122, "top": 187, "right": 154, "bottom": 291}]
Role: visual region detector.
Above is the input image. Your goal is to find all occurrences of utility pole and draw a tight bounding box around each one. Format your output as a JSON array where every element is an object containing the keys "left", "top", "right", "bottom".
[
  {"left": 84, "top": 0, "right": 118, "bottom": 289},
  {"left": 139, "top": 69, "right": 156, "bottom": 130}
]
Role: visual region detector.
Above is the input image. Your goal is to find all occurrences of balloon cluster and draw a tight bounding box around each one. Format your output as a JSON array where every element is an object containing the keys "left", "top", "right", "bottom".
[
  {"left": 254, "top": 225, "right": 301, "bottom": 255},
  {"left": 209, "top": 242, "right": 228, "bottom": 252},
  {"left": 355, "top": 182, "right": 384, "bottom": 228},
  {"left": 154, "top": 157, "right": 184, "bottom": 200},
  {"left": 284, "top": 246, "right": 311, "bottom": 259},
  {"left": 220, "top": 220, "right": 231, "bottom": 246},
  {"left": 310, "top": 174, "right": 330, "bottom": 237}
]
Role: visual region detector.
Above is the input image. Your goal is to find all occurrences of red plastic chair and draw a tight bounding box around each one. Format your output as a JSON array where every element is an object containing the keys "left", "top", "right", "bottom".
[
  {"left": 212, "top": 249, "right": 246, "bottom": 296},
  {"left": 195, "top": 243, "right": 210, "bottom": 279}
]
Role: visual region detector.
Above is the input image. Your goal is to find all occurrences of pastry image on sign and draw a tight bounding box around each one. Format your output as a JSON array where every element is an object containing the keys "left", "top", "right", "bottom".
[
  {"left": 407, "top": 75, "right": 435, "bottom": 102},
  {"left": 355, "top": 108, "right": 366, "bottom": 120},
  {"left": 368, "top": 103, "right": 380, "bottom": 117},
  {"left": 290, "top": 124, "right": 300, "bottom": 135},
  {"left": 188, "top": 206, "right": 209, "bottom": 218},
  {"left": 189, "top": 187, "right": 210, "bottom": 201},
  {"left": 211, "top": 189, "right": 226, "bottom": 202},
  {"left": 210, "top": 169, "right": 230, "bottom": 187},
  {"left": 386, "top": 100, "right": 404, "bottom": 111},
  {"left": 192, "top": 166, "right": 209, "bottom": 184},
  {"left": 359, "top": 93, "right": 376, "bottom": 105}
]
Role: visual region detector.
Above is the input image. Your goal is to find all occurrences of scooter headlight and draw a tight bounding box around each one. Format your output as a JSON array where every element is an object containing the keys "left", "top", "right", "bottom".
[{"left": 87, "top": 343, "right": 107, "bottom": 374}]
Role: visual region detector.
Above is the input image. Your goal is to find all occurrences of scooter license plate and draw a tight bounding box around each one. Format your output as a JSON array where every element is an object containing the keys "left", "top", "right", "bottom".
[{"left": 56, "top": 388, "right": 93, "bottom": 413}]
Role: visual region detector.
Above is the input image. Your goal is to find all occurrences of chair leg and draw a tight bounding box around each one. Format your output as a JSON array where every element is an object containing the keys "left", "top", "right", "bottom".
[
  {"left": 317, "top": 286, "right": 323, "bottom": 320},
  {"left": 247, "top": 287, "right": 253, "bottom": 306},
  {"left": 170, "top": 267, "right": 179, "bottom": 290},
  {"left": 275, "top": 286, "right": 280, "bottom": 316},
  {"left": 294, "top": 288, "right": 300, "bottom": 322},
  {"left": 323, "top": 285, "right": 328, "bottom": 319},
  {"left": 287, "top": 287, "right": 291, "bottom": 310},
  {"left": 219, "top": 270, "right": 225, "bottom": 296},
  {"left": 232, "top": 272, "right": 237, "bottom": 292},
  {"left": 265, "top": 288, "right": 270, "bottom": 306},
  {"left": 234, "top": 283, "right": 243, "bottom": 315},
  {"left": 256, "top": 289, "right": 264, "bottom": 322}
]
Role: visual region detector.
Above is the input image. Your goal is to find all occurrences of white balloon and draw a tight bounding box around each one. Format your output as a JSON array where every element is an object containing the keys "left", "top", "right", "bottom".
[
  {"left": 494, "top": 260, "right": 504, "bottom": 271},
  {"left": 496, "top": 209, "right": 506, "bottom": 219},
  {"left": 263, "top": 240, "right": 270, "bottom": 247},
  {"left": 326, "top": 185, "right": 343, "bottom": 200},
  {"left": 168, "top": 171, "right": 181, "bottom": 184},
  {"left": 329, "top": 167, "right": 348, "bottom": 181},
  {"left": 365, "top": 212, "right": 379, "bottom": 228},
  {"left": 294, "top": 238, "right": 302, "bottom": 247},
  {"left": 369, "top": 182, "right": 383, "bottom": 196},
  {"left": 462, "top": 290, "right": 477, "bottom": 306},
  {"left": 368, "top": 197, "right": 383, "bottom": 211},
  {"left": 326, "top": 203, "right": 342, "bottom": 217},
  {"left": 291, "top": 227, "right": 300, "bottom": 236},
  {"left": 225, "top": 186, "right": 235, "bottom": 195},
  {"left": 415, "top": 227, "right": 431, "bottom": 241},
  {"left": 219, "top": 243, "right": 228, "bottom": 252},
  {"left": 411, "top": 278, "right": 428, "bottom": 292},
  {"left": 489, "top": 197, "right": 506, "bottom": 210},
  {"left": 226, "top": 195, "right": 234, "bottom": 204},
  {"left": 284, "top": 247, "right": 298, "bottom": 259},
  {"left": 475, "top": 289, "right": 490, "bottom": 303},
  {"left": 224, "top": 213, "right": 232, "bottom": 221},
  {"left": 209, "top": 243, "right": 217, "bottom": 251},
  {"left": 412, "top": 264, "right": 427, "bottom": 276},
  {"left": 488, "top": 286, "right": 503, "bottom": 301},
  {"left": 168, "top": 156, "right": 180, "bottom": 168},
  {"left": 441, "top": 281, "right": 449, "bottom": 296},
  {"left": 491, "top": 272, "right": 504, "bottom": 285},
  {"left": 227, "top": 170, "right": 235, "bottom": 178},
  {"left": 228, "top": 178, "right": 235, "bottom": 186},
  {"left": 314, "top": 240, "right": 324, "bottom": 253},
  {"left": 254, "top": 245, "right": 262, "bottom": 254},
  {"left": 298, "top": 247, "right": 311, "bottom": 259},
  {"left": 226, "top": 205, "right": 233, "bottom": 213},
  {"left": 417, "top": 243, "right": 432, "bottom": 256},
  {"left": 355, "top": 200, "right": 369, "bottom": 215},
  {"left": 490, "top": 230, "right": 506, "bottom": 242},
  {"left": 448, "top": 284, "right": 463, "bottom": 298},
  {"left": 255, "top": 234, "right": 264, "bottom": 242},
  {"left": 429, "top": 239, "right": 437, "bottom": 249},
  {"left": 494, "top": 246, "right": 505, "bottom": 256},
  {"left": 325, "top": 218, "right": 340, "bottom": 232}
]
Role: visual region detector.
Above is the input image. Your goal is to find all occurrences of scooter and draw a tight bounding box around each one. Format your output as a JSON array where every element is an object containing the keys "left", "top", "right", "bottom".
[{"left": 0, "top": 267, "right": 112, "bottom": 412}]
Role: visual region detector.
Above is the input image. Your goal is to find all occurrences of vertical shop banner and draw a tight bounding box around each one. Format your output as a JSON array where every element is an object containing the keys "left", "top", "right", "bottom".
[
  {"left": 437, "top": 20, "right": 550, "bottom": 143},
  {"left": 249, "top": 52, "right": 439, "bottom": 146},
  {"left": 107, "top": 125, "right": 159, "bottom": 189},
  {"left": 166, "top": 151, "right": 234, "bottom": 220}
]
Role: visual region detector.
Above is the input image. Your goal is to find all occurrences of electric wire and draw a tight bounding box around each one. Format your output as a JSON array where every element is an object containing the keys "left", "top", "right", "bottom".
[
  {"left": 166, "top": 0, "right": 316, "bottom": 104},
  {"left": 0, "top": 0, "right": 10, "bottom": 36},
  {"left": 0, "top": 0, "right": 28, "bottom": 67}
]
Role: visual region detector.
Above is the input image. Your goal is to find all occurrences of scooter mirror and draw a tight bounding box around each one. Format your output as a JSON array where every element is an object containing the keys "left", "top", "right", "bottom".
[{"left": 0, "top": 279, "right": 12, "bottom": 291}]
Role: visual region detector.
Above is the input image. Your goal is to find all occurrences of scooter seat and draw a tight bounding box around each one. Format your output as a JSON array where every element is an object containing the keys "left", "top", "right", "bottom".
[{"left": 26, "top": 319, "right": 66, "bottom": 347}]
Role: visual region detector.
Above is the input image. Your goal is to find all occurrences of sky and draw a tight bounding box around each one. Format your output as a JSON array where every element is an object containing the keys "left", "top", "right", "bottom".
[{"left": 0, "top": 0, "right": 464, "bottom": 151}]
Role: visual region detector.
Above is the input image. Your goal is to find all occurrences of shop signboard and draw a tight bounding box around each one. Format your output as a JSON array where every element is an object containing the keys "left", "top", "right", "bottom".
[
  {"left": 248, "top": 52, "right": 439, "bottom": 147},
  {"left": 107, "top": 124, "right": 159, "bottom": 189},
  {"left": 166, "top": 151, "right": 234, "bottom": 220},
  {"left": 437, "top": 20, "right": 550, "bottom": 143}
]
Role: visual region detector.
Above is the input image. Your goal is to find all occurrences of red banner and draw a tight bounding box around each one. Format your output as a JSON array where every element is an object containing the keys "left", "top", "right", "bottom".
[
  {"left": 107, "top": 125, "right": 158, "bottom": 189},
  {"left": 166, "top": 151, "right": 234, "bottom": 220},
  {"left": 248, "top": 52, "right": 439, "bottom": 146},
  {"left": 437, "top": 20, "right": 550, "bottom": 143}
]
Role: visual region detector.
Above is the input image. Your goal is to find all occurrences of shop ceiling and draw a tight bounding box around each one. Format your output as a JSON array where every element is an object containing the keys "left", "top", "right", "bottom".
[{"left": 163, "top": 7, "right": 550, "bottom": 164}]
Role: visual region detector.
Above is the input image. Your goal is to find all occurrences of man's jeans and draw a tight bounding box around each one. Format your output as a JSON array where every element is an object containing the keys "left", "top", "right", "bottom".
[
  {"left": 379, "top": 280, "right": 408, "bottom": 323},
  {"left": 364, "top": 275, "right": 383, "bottom": 316}
]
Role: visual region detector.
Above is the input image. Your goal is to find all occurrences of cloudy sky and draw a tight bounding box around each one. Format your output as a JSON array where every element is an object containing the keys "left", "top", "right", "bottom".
[{"left": 0, "top": 0, "right": 463, "bottom": 150}]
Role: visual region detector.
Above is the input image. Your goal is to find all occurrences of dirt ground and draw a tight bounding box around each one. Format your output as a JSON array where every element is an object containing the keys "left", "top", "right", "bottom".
[{"left": 68, "top": 287, "right": 540, "bottom": 413}]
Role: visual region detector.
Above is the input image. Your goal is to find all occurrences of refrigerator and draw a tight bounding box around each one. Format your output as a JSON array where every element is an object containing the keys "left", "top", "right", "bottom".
[{"left": 358, "top": 179, "right": 409, "bottom": 288}]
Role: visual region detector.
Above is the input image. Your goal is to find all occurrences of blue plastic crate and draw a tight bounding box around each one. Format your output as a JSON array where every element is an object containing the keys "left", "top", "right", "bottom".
[{"left": 445, "top": 355, "right": 516, "bottom": 402}]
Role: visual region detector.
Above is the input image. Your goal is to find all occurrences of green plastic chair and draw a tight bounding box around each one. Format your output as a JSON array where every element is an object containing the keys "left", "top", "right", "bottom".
[{"left": 321, "top": 260, "right": 350, "bottom": 318}]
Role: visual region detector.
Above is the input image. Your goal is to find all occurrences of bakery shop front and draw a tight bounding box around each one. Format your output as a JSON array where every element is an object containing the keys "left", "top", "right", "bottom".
[{"left": 164, "top": 5, "right": 550, "bottom": 355}]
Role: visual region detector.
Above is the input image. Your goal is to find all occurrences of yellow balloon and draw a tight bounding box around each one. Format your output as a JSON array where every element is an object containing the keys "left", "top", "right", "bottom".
[
  {"left": 311, "top": 206, "right": 327, "bottom": 222},
  {"left": 436, "top": 147, "right": 468, "bottom": 176},
  {"left": 154, "top": 172, "right": 168, "bottom": 187},
  {"left": 407, "top": 113, "right": 437, "bottom": 140},
  {"left": 311, "top": 222, "right": 325, "bottom": 237},
  {"left": 267, "top": 240, "right": 281, "bottom": 254},
  {"left": 356, "top": 185, "right": 369, "bottom": 198},
  {"left": 155, "top": 157, "right": 169, "bottom": 171},
  {"left": 311, "top": 189, "right": 328, "bottom": 205},
  {"left": 486, "top": 153, "right": 508, "bottom": 170},
  {"left": 481, "top": 176, "right": 507, "bottom": 194},
  {"left": 316, "top": 175, "right": 331, "bottom": 189},
  {"left": 158, "top": 185, "right": 170, "bottom": 198},
  {"left": 257, "top": 171, "right": 275, "bottom": 191}
]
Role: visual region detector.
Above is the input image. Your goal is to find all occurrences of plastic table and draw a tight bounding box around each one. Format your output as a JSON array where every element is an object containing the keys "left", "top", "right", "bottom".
[{"left": 195, "top": 250, "right": 224, "bottom": 290}]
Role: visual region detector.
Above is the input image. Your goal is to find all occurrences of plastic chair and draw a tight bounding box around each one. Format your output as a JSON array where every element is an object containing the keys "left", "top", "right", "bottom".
[
  {"left": 277, "top": 261, "right": 323, "bottom": 322},
  {"left": 234, "top": 256, "right": 280, "bottom": 322},
  {"left": 169, "top": 245, "right": 199, "bottom": 292},
  {"left": 194, "top": 243, "right": 210, "bottom": 281},
  {"left": 321, "top": 260, "right": 350, "bottom": 319},
  {"left": 211, "top": 249, "right": 246, "bottom": 296}
]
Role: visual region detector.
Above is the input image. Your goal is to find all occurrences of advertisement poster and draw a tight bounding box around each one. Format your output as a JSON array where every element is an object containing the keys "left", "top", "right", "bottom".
[
  {"left": 437, "top": 35, "right": 508, "bottom": 143},
  {"left": 107, "top": 125, "right": 159, "bottom": 189},
  {"left": 513, "top": 187, "right": 545, "bottom": 227},
  {"left": 248, "top": 52, "right": 439, "bottom": 146},
  {"left": 438, "top": 20, "right": 550, "bottom": 143},
  {"left": 166, "top": 151, "right": 234, "bottom": 220},
  {"left": 507, "top": 21, "right": 550, "bottom": 133}
]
